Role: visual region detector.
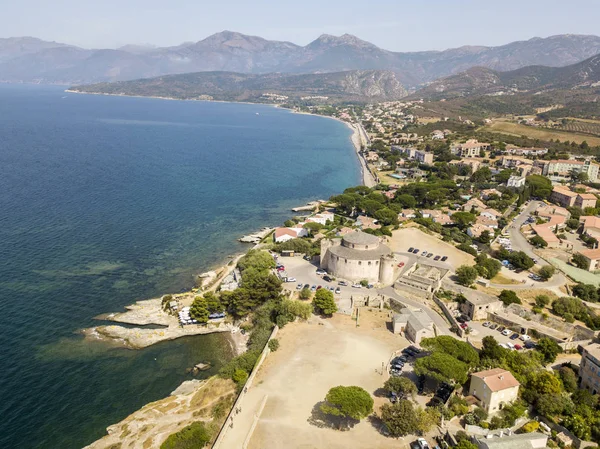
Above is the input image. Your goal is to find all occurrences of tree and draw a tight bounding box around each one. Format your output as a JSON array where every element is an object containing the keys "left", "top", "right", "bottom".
[
  {"left": 160, "top": 421, "right": 211, "bottom": 449},
  {"left": 526, "top": 175, "right": 553, "bottom": 199},
  {"left": 374, "top": 208, "right": 399, "bottom": 226},
  {"left": 535, "top": 295, "right": 550, "bottom": 307},
  {"left": 566, "top": 218, "right": 580, "bottom": 230},
  {"left": 456, "top": 265, "right": 478, "bottom": 286},
  {"left": 572, "top": 283, "right": 599, "bottom": 302},
  {"left": 190, "top": 296, "right": 209, "bottom": 323},
  {"left": 572, "top": 253, "right": 589, "bottom": 269},
  {"left": 396, "top": 194, "right": 417, "bottom": 209},
  {"left": 536, "top": 338, "right": 562, "bottom": 364},
  {"left": 232, "top": 368, "right": 249, "bottom": 385},
  {"left": 383, "top": 376, "right": 417, "bottom": 399},
  {"left": 457, "top": 243, "right": 478, "bottom": 256},
  {"left": 313, "top": 288, "right": 338, "bottom": 315},
  {"left": 479, "top": 230, "right": 492, "bottom": 244},
  {"left": 455, "top": 441, "right": 478, "bottom": 449},
  {"left": 475, "top": 254, "right": 501, "bottom": 279},
  {"left": 268, "top": 339, "right": 280, "bottom": 352},
  {"left": 299, "top": 287, "right": 312, "bottom": 300},
  {"left": 508, "top": 251, "right": 535, "bottom": 270},
  {"left": 414, "top": 352, "right": 469, "bottom": 384},
  {"left": 320, "top": 386, "right": 374, "bottom": 428},
  {"left": 203, "top": 291, "right": 223, "bottom": 314},
  {"left": 380, "top": 399, "right": 418, "bottom": 437},
  {"left": 416, "top": 406, "right": 440, "bottom": 434},
  {"left": 480, "top": 336, "right": 508, "bottom": 363},
  {"left": 538, "top": 265, "right": 556, "bottom": 280},
  {"left": 452, "top": 212, "right": 477, "bottom": 230},
  {"left": 498, "top": 290, "right": 521, "bottom": 306},
  {"left": 420, "top": 336, "right": 480, "bottom": 366},
  {"left": 529, "top": 235, "right": 548, "bottom": 248},
  {"left": 558, "top": 366, "right": 578, "bottom": 393}
]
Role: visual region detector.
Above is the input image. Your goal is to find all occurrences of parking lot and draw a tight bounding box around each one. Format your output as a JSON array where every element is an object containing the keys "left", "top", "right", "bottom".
[{"left": 466, "top": 320, "right": 534, "bottom": 349}]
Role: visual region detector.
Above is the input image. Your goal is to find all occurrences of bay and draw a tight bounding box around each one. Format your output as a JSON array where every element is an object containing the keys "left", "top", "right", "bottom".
[{"left": 0, "top": 85, "right": 360, "bottom": 448}]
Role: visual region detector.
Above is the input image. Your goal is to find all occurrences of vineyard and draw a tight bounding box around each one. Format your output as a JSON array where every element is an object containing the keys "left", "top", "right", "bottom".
[{"left": 555, "top": 120, "right": 600, "bottom": 137}]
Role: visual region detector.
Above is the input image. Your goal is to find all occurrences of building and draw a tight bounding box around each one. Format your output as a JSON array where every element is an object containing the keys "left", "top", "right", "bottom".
[
  {"left": 468, "top": 368, "right": 520, "bottom": 414},
  {"left": 467, "top": 223, "right": 492, "bottom": 239},
  {"left": 392, "top": 307, "right": 436, "bottom": 343},
  {"left": 581, "top": 216, "right": 600, "bottom": 240},
  {"left": 480, "top": 189, "right": 501, "bottom": 200},
  {"left": 576, "top": 193, "right": 597, "bottom": 210},
  {"left": 476, "top": 215, "right": 499, "bottom": 229},
  {"left": 460, "top": 293, "right": 503, "bottom": 320},
  {"left": 481, "top": 208, "right": 501, "bottom": 220},
  {"left": 474, "top": 432, "right": 548, "bottom": 449},
  {"left": 306, "top": 211, "right": 334, "bottom": 225},
  {"left": 550, "top": 186, "right": 578, "bottom": 207},
  {"left": 463, "top": 198, "right": 487, "bottom": 213},
  {"left": 451, "top": 139, "right": 491, "bottom": 157},
  {"left": 273, "top": 226, "right": 308, "bottom": 243},
  {"left": 365, "top": 151, "right": 379, "bottom": 162},
  {"left": 355, "top": 215, "right": 379, "bottom": 230},
  {"left": 392, "top": 146, "right": 434, "bottom": 165},
  {"left": 320, "top": 231, "right": 396, "bottom": 284},
  {"left": 575, "top": 248, "right": 600, "bottom": 272},
  {"left": 395, "top": 261, "right": 450, "bottom": 296},
  {"left": 580, "top": 343, "right": 600, "bottom": 394},
  {"left": 507, "top": 175, "right": 526, "bottom": 188},
  {"left": 503, "top": 144, "right": 548, "bottom": 156},
  {"left": 450, "top": 158, "right": 483, "bottom": 173},
  {"left": 541, "top": 159, "right": 600, "bottom": 183}
]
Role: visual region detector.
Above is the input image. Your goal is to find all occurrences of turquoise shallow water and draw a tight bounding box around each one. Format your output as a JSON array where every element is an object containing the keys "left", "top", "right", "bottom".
[{"left": 0, "top": 85, "right": 360, "bottom": 448}]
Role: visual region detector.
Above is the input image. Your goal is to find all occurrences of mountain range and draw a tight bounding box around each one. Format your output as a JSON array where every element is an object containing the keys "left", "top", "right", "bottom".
[
  {"left": 2, "top": 32, "right": 600, "bottom": 87},
  {"left": 69, "top": 70, "right": 408, "bottom": 103}
]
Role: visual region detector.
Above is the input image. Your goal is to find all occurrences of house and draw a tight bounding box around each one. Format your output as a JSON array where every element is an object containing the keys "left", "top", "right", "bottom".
[
  {"left": 468, "top": 368, "right": 520, "bottom": 414},
  {"left": 507, "top": 175, "right": 526, "bottom": 188},
  {"left": 431, "top": 130, "right": 445, "bottom": 140},
  {"left": 476, "top": 215, "right": 498, "bottom": 229},
  {"left": 500, "top": 155, "right": 530, "bottom": 168},
  {"left": 365, "top": 151, "right": 379, "bottom": 162},
  {"left": 392, "top": 146, "right": 434, "bottom": 165},
  {"left": 460, "top": 293, "right": 502, "bottom": 320},
  {"left": 451, "top": 139, "right": 491, "bottom": 157},
  {"left": 383, "top": 190, "right": 397, "bottom": 199},
  {"left": 530, "top": 225, "right": 561, "bottom": 248},
  {"left": 273, "top": 227, "right": 308, "bottom": 243},
  {"left": 575, "top": 248, "right": 600, "bottom": 272},
  {"left": 580, "top": 343, "right": 600, "bottom": 394},
  {"left": 433, "top": 214, "right": 454, "bottom": 225},
  {"left": 355, "top": 215, "right": 379, "bottom": 230},
  {"left": 463, "top": 198, "right": 487, "bottom": 213},
  {"left": 467, "top": 223, "right": 491, "bottom": 238},
  {"left": 576, "top": 193, "right": 597, "bottom": 210},
  {"left": 392, "top": 308, "right": 436, "bottom": 344},
  {"left": 450, "top": 158, "right": 482, "bottom": 173},
  {"left": 336, "top": 227, "right": 355, "bottom": 236},
  {"left": 400, "top": 209, "right": 416, "bottom": 219},
  {"left": 503, "top": 144, "right": 548, "bottom": 156},
  {"left": 480, "top": 189, "right": 501, "bottom": 200},
  {"left": 474, "top": 432, "right": 548, "bottom": 449},
  {"left": 480, "top": 208, "right": 501, "bottom": 220},
  {"left": 306, "top": 211, "right": 334, "bottom": 225}
]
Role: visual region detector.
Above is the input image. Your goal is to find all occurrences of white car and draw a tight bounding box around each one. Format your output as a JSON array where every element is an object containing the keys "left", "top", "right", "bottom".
[
  {"left": 520, "top": 335, "right": 531, "bottom": 341},
  {"left": 352, "top": 283, "right": 362, "bottom": 288},
  {"left": 501, "top": 329, "right": 512, "bottom": 336},
  {"left": 506, "top": 342, "right": 515, "bottom": 350},
  {"left": 417, "top": 438, "right": 430, "bottom": 449},
  {"left": 286, "top": 277, "right": 296, "bottom": 282}
]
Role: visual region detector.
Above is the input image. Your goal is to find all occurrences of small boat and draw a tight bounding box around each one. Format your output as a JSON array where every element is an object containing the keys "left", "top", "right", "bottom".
[{"left": 256, "top": 112, "right": 259, "bottom": 115}]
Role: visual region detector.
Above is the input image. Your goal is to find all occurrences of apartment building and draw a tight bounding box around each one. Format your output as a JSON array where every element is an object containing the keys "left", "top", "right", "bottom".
[
  {"left": 580, "top": 343, "right": 600, "bottom": 394},
  {"left": 451, "top": 139, "right": 491, "bottom": 157}
]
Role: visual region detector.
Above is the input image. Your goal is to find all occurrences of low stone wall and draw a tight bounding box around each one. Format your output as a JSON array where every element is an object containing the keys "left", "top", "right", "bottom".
[{"left": 212, "top": 325, "right": 279, "bottom": 449}]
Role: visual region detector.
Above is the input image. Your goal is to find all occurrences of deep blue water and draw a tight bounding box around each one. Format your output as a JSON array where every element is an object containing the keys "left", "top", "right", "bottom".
[{"left": 0, "top": 85, "right": 360, "bottom": 448}]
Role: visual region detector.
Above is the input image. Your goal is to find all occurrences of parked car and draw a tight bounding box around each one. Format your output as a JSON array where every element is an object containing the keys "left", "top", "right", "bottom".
[
  {"left": 510, "top": 333, "right": 519, "bottom": 340},
  {"left": 316, "top": 268, "right": 326, "bottom": 275},
  {"left": 316, "top": 285, "right": 322, "bottom": 290},
  {"left": 502, "top": 329, "right": 512, "bottom": 336},
  {"left": 413, "top": 248, "right": 420, "bottom": 254},
  {"left": 335, "top": 287, "right": 341, "bottom": 294},
  {"left": 410, "top": 442, "right": 421, "bottom": 449},
  {"left": 417, "top": 438, "right": 430, "bottom": 449},
  {"left": 367, "top": 284, "right": 374, "bottom": 289},
  {"left": 352, "top": 283, "right": 362, "bottom": 288},
  {"left": 514, "top": 344, "right": 523, "bottom": 350},
  {"left": 520, "top": 335, "right": 531, "bottom": 341},
  {"left": 441, "top": 256, "right": 448, "bottom": 262},
  {"left": 497, "top": 326, "right": 505, "bottom": 332},
  {"left": 482, "top": 321, "right": 491, "bottom": 327},
  {"left": 398, "top": 262, "right": 405, "bottom": 268},
  {"left": 408, "top": 247, "right": 414, "bottom": 253},
  {"left": 434, "top": 255, "right": 441, "bottom": 261},
  {"left": 489, "top": 323, "right": 498, "bottom": 330},
  {"left": 296, "top": 283, "right": 303, "bottom": 290},
  {"left": 524, "top": 341, "right": 537, "bottom": 349},
  {"left": 323, "top": 275, "right": 332, "bottom": 282},
  {"left": 460, "top": 323, "right": 468, "bottom": 329},
  {"left": 506, "top": 342, "right": 515, "bottom": 350},
  {"left": 421, "top": 251, "right": 427, "bottom": 256},
  {"left": 276, "top": 266, "right": 285, "bottom": 272},
  {"left": 310, "top": 285, "right": 317, "bottom": 291},
  {"left": 338, "top": 281, "right": 348, "bottom": 286}
]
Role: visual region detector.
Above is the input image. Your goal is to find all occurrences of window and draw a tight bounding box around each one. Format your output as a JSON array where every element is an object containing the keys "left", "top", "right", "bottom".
[
  {"left": 358, "top": 261, "right": 362, "bottom": 265},
  {"left": 366, "top": 245, "right": 369, "bottom": 249},
  {"left": 368, "top": 261, "right": 372, "bottom": 266}
]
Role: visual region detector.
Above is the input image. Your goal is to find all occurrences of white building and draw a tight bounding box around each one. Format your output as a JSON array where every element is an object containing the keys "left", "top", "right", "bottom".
[
  {"left": 507, "top": 175, "right": 526, "bottom": 188},
  {"left": 468, "top": 368, "right": 520, "bottom": 414},
  {"left": 392, "top": 308, "right": 435, "bottom": 343}
]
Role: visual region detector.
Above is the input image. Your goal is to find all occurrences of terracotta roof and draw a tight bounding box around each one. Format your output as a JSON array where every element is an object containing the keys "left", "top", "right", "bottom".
[
  {"left": 582, "top": 216, "right": 600, "bottom": 230},
  {"left": 579, "top": 193, "right": 597, "bottom": 200},
  {"left": 274, "top": 228, "right": 297, "bottom": 238},
  {"left": 579, "top": 248, "right": 600, "bottom": 260},
  {"left": 472, "top": 368, "right": 520, "bottom": 392},
  {"left": 552, "top": 186, "right": 577, "bottom": 197},
  {"left": 548, "top": 159, "right": 584, "bottom": 165},
  {"left": 532, "top": 225, "right": 560, "bottom": 243}
]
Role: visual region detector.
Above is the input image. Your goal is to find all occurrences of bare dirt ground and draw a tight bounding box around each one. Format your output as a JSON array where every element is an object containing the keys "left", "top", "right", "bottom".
[
  {"left": 226, "top": 311, "right": 410, "bottom": 449},
  {"left": 388, "top": 227, "right": 474, "bottom": 268}
]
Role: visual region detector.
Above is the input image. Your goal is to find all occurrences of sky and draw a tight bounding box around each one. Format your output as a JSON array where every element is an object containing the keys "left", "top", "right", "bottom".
[{"left": 2, "top": 0, "right": 599, "bottom": 52}]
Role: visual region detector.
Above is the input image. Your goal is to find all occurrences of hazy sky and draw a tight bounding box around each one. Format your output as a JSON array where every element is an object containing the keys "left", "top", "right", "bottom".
[{"left": 2, "top": 0, "right": 599, "bottom": 51}]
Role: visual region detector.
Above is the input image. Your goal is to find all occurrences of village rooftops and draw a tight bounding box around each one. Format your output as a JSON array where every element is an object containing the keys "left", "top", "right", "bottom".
[
  {"left": 552, "top": 186, "right": 578, "bottom": 197},
  {"left": 471, "top": 368, "right": 520, "bottom": 392}
]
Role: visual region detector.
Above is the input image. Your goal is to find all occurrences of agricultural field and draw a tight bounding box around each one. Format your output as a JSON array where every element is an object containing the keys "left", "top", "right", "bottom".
[
  {"left": 555, "top": 119, "right": 600, "bottom": 137},
  {"left": 486, "top": 120, "right": 600, "bottom": 146}
]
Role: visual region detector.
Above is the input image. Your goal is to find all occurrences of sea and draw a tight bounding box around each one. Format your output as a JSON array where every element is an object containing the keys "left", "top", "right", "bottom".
[{"left": 0, "top": 84, "right": 361, "bottom": 449}]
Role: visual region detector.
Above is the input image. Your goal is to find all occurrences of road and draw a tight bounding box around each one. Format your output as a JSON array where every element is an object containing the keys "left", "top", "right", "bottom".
[{"left": 494, "top": 200, "right": 567, "bottom": 294}]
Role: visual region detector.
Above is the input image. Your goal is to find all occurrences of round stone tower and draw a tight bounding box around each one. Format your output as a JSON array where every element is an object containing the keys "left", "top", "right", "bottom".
[{"left": 379, "top": 254, "right": 396, "bottom": 286}]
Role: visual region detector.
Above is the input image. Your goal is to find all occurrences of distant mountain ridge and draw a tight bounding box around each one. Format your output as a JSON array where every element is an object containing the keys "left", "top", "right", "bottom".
[
  {"left": 1, "top": 32, "right": 600, "bottom": 87},
  {"left": 412, "top": 53, "right": 600, "bottom": 100},
  {"left": 69, "top": 70, "right": 408, "bottom": 103}
]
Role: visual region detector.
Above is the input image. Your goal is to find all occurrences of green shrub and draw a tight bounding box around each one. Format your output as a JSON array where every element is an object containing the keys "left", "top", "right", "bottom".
[
  {"left": 268, "top": 339, "right": 280, "bottom": 352},
  {"left": 160, "top": 421, "right": 211, "bottom": 449}
]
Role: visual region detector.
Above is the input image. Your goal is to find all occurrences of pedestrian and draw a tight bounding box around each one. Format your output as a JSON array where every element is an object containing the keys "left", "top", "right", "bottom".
[{"left": 244, "top": 387, "right": 248, "bottom": 393}]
